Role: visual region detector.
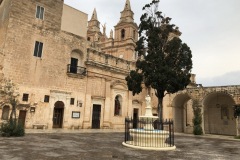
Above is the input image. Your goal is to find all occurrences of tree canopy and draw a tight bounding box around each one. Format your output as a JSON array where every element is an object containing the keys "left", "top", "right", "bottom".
[
  {"left": 125, "top": 0, "right": 193, "bottom": 119},
  {"left": 0, "top": 79, "right": 19, "bottom": 120}
]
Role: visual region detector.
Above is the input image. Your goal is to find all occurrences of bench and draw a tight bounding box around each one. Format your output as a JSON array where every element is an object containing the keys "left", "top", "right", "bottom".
[
  {"left": 33, "top": 124, "right": 48, "bottom": 129},
  {"left": 71, "top": 125, "right": 80, "bottom": 130}
]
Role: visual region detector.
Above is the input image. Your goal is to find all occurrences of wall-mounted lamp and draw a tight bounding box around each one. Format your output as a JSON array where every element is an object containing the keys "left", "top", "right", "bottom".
[
  {"left": 30, "top": 107, "right": 35, "bottom": 112},
  {"left": 77, "top": 100, "right": 83, "bottom": 107}
]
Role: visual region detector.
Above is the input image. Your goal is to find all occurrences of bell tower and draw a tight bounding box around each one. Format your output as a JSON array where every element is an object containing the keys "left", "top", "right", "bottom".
[
  {"left": 112, "top": 0, "right": 138, "bottom": 61},
  {"left": 115, "top": 0, "right": 138, "bottom": 43},
  {"left": 87, "top": 8, "right": 101, "bottom": 42},
  {"left": 88, "top": 0, "right": 138, "bottom": 62}
]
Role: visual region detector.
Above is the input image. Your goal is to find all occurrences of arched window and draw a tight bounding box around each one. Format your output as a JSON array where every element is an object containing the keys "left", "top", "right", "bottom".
[
  {"left": 69, "top": 49, "right": 84, "bottom": 74},
  {"left": 133, "top": 30, "right": 136, "bottom": 40},
  {"left": 114, "top": 95, "right": 122, "bottom": 116},
  {"left": 121, "top": 29, "right": 125, "bottom": 40},
  {"left": 2, "top": 105, "right": 10, "bottom": 120}
]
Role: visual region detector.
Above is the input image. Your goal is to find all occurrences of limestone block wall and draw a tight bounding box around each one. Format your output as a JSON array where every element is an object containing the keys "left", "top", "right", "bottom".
[
  {"left": 0, "top": 0, "right": 90, "bottom": 129},
  {"left": 9, "top": 0, "right": 63, "bottom": 32},
  {"left": 16, "top": 86, "right": 85, "bottom": 129},
  {"left": 61, "top": 4, "right": 87, "bottom": 38},
  {"left": 0, "top": 0, "right": 11, "bottom": 49}
]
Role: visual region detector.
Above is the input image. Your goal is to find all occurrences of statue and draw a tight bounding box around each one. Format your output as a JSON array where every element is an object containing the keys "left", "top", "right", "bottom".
[
  {"left": 101, "top": 23, "right": 106, "bottom": 35},
  {"left": 94, "top": 33, "right": 98, "bottom": 41},
  {"left": 114, "top": 96, "right": 121, "bottom": 115},
  {"left": 145, "top": 95, "right": 151, "bottom": 108},
  {"left": 110, "top": 29, "right": 113, "bottom": 38}
]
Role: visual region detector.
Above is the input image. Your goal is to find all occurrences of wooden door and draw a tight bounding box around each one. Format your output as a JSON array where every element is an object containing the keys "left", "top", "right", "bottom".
[
  {"left": 70, "top": 58, "right": 78, "bottom": 73},
  {"left": 18, "top": 110, "right": 27, "bottom": 127},
  {"left": 92, "top": 105, "right": 101, "bottom": 129},
  {"left": 53, "top": 108, "right": 64, "bottom": 128},
  {"left": 133, "top": 108, "right": 138, "bottom": 128}
]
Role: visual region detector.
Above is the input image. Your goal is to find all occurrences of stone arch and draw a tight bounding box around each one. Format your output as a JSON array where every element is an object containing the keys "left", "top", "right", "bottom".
[
  {"left": 111, "top": 80, "right": 128, "bottom": 90},
  {"left": 71, "top": 49, "right": 84, "bottom": 66},
  {"left": 1, "top": 105, "right": 10, "bottom": 120},
  {"left": 68, "top": 49, "right": 85, "bottom": 74},
  {"left": 53, "top": 101, "right": 65, "bottom": 128},
  {"left": 203, "top": 92, "right": 236, "bottom": 135},
  {"left": 54, "top": 101, "right": 64, "bottom": 108},
  {"left": 172, "top": 93, "right": 192, "bottom": 133}
]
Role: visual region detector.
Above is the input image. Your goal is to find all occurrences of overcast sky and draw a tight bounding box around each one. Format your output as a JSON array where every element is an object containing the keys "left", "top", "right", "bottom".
[{"left": 64, "top": 0, "right": 240, "bottom": 87}]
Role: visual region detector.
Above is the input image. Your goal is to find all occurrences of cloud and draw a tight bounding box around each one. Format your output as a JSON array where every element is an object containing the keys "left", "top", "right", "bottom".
[
  {"left": 197, "top": 70, "right": 240, "bottom": 87},
  {"left": 64, "top": 0, "right": 240, "bottom": 87}
]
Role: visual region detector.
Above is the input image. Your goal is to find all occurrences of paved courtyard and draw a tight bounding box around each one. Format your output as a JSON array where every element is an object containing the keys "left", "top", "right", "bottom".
[{"left": 0, "top": 130, "right": 240, "bottom": 160}]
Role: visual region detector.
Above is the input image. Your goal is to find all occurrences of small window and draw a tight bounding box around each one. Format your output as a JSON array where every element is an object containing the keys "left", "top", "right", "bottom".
[
  {"left": 36, "top": 5, "right": 44, "bottom": 20},
  {"left": 121, "top": 29, "right": 125, "bottom": 39},
  {"left": 87, "top": 37, "right": 90, "bottom": 41},
  {"left": 22, "top": 93, "right": 29, "bottom": 101},
  {"left": 33, "top": 41, "right": 43, "bottom": 58},
  {"left": 70, "top": 98, "right": 75, "bottom": 105},
  {"left": 0, "top": 0, "right": 3, "bottom": 6},
  {"left": 44, "top": 95, "right": 50, "bottom": 103}
]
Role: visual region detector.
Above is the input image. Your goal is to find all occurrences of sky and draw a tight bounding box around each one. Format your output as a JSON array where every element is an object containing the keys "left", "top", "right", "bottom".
[{"left": 64, "top": 0, "right": 240, "bottom": 87}]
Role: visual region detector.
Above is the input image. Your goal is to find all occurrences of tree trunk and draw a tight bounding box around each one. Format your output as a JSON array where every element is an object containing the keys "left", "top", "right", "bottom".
[
  {"left": 10, "top": 104, "right": 16, "bottom": 120},
  {"left": 157, "top": 97, "right": 163, "bottom": 120}
]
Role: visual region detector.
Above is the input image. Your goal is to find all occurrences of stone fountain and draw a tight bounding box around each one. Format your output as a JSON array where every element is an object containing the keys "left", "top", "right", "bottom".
[{"left": 122, "top": 95, "right": 176, "bottom": 150}]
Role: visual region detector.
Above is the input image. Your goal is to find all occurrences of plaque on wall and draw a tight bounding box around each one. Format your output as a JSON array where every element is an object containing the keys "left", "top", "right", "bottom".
[{"left": 72, "top": 111, "right": 80, "bottom": 118}]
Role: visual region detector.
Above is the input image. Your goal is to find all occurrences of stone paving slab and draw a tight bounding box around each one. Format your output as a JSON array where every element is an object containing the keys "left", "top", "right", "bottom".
[{"left": 0, "top": 131, "right": 240, "bottom": 160}]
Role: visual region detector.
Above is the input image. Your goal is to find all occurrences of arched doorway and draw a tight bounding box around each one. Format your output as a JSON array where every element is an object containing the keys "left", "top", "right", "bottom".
[
  {"left": 203, "top": 92, "right": 235, "bottom": 135},
  {"left": 172, "top": 93, "right": 192, "bottom": 133},
  {"left": 53, "top": 101, "right": 64, "bottom": 128},
  {"left": 1, "top": 105, "right": 10, "bottom": 120}
]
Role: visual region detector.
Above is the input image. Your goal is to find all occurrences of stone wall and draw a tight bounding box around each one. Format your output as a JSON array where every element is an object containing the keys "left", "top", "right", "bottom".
[
  {"left": 0, "top": 0, "right": 11, "bottom": 50},
  {"left": 61, "top": 4, "right": 88, "bottom": 38}
]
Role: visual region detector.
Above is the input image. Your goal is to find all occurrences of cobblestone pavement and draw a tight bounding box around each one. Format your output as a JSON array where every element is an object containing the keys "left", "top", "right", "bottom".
[{"left": 0, "top": 130, "right": 240, "bottom": 160}]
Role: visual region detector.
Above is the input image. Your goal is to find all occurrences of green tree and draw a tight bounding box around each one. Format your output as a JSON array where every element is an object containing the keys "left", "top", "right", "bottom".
[
  {"left": 0, "top": 79, "right": 19, "bottom": 120},
  {"left": 125, "top": 0, "right": 192, "bottom": 119},
  {"left": 0, "top": 79, "right": 24, "bottom": 137},
  {"left": 192, "top": 100, "right": 203, "bottom": 135}
]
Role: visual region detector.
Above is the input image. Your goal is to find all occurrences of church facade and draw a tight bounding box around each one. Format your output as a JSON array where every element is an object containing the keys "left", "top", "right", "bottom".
[{"left": 0, "top": 0, "right": 239, "bottom": 135}]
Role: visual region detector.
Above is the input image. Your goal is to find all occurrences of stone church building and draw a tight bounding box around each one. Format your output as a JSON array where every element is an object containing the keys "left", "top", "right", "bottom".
[{"left": 0, "top": 0, "right": 239, "bottom": 136}]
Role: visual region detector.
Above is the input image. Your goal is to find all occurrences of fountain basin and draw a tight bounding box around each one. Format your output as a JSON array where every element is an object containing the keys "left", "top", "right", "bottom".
[
  {"left": 122, "top": 128, "right": 176, "bottom": 150},
  {"left": 122, "top": 95, "right": 176, "bottom": 150},
  {"left": 130, "top": 129, "right": 169, "bottom": 147}
]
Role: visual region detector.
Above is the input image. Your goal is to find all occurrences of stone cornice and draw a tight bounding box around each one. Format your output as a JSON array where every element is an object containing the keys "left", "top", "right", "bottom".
[
  {"left": 87, "top": 47, "right": 133, "bottom": 64},
  {"left": 91, "top": 96, "right": 105, "bottom": 100},
  {"left": 85, "top": 60, "right": 129, "bottom": 75},
  {"left": 50, "top": 90, "right": 71, "bottom": 95}
]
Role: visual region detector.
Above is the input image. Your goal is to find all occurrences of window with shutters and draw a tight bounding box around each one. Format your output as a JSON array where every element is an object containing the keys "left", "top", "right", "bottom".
[
  {"left": 36, "top": 5, "right": 44, "bottom": 20},
  {"left": 33, "top": 41, "right": 43, "bottom": 58}
]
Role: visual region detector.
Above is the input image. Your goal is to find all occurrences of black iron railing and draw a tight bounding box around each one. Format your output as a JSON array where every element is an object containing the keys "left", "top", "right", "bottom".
[
  {"left": 124, "top": 117, "right": 174, "bottom": 148},
  {"left": 67, "top": 64, "right": 87, "bottom": 76}
]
